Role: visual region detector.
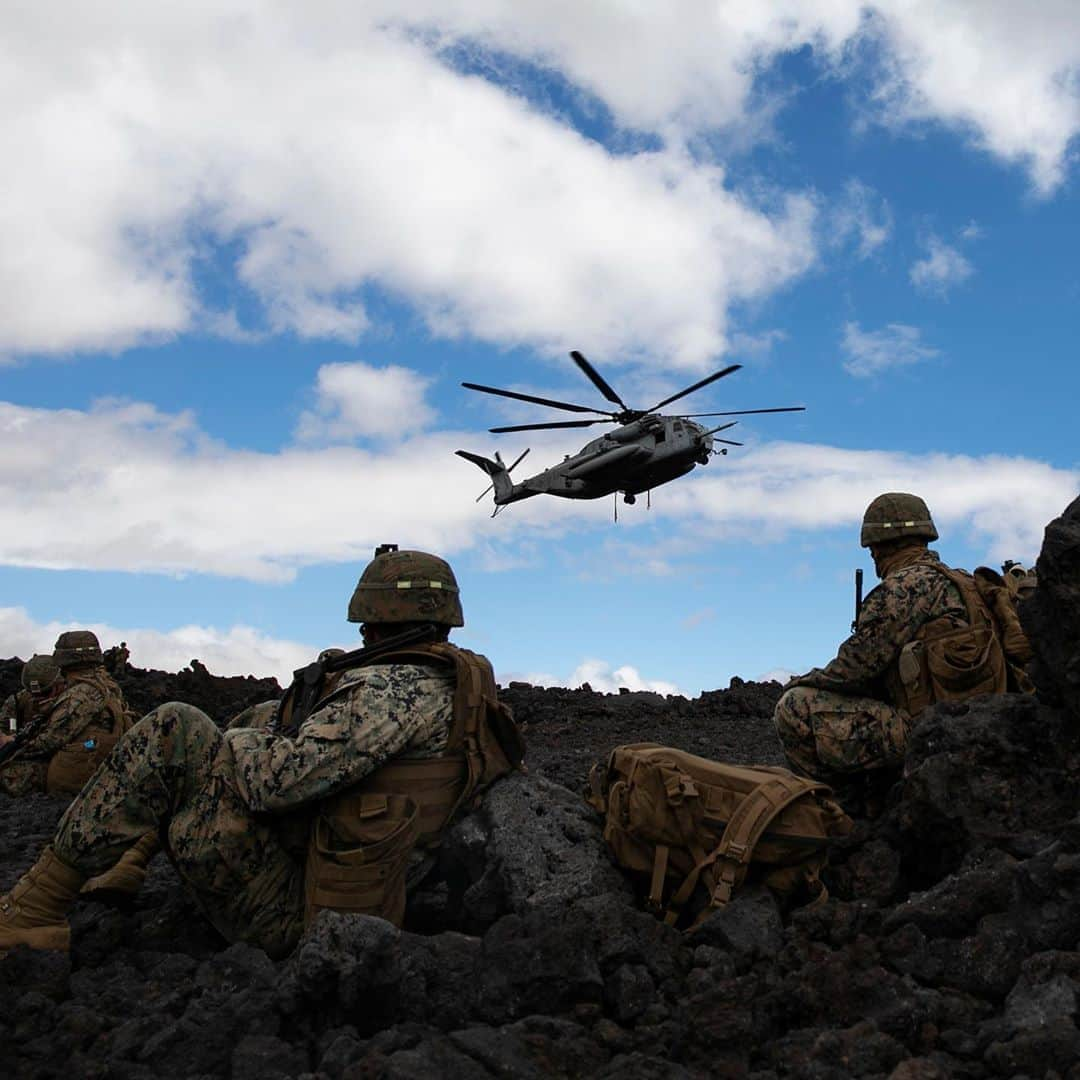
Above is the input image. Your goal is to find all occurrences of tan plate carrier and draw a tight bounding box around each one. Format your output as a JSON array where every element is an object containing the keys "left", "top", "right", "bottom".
[
  {"left": 588, "top": 743, "right": 852, "bottom": 927},
  {"left": 304, "top": 643, "right": 524, "bottom": 926}
]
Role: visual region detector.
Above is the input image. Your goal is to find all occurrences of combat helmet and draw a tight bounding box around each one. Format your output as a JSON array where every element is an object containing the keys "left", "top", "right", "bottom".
[
  {"left": 21, "top": 654, "right": 61, "bottom": 695},
  {"left": 53, "top": 630, "right": 104, "bottom": 669},
  {"left": 860, "top": 493, "right": 938, "bottom": 548},
  {"left": 348, "top": 545, "right": 464, "bottom": 627}
]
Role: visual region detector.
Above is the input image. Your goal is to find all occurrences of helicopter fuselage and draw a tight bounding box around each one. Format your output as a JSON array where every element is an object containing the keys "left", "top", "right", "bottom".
[{"left": 499, "top": 414, "right": 713, "bottom": 504}]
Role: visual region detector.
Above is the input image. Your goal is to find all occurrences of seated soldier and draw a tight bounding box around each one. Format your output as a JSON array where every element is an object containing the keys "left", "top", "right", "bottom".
[
  {"left": 0, "top": 548, "right": 519, "bottom": 960},
  {"left": 774, "top": 492, "right": 1014, "bottom": 788},
  {"left": 0, "top": 631, "right": 130, "bottom": 797},
  {"left": 0, "top": 654, "right": 62, "bottom": 738}
]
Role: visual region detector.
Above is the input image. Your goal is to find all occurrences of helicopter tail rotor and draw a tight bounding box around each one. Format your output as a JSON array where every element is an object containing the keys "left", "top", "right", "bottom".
[{"left": 456, "top": 448, "right": 527, "bottom": 506}]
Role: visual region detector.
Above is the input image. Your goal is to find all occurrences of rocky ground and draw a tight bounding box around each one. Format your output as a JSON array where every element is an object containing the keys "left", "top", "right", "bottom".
[{"left": 1, "top": 494, "right": 1078, "bottom": 1079}]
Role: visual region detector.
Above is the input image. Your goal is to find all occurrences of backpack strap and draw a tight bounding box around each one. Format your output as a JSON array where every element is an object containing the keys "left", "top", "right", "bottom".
[
  {"left": 663, "top": 773, "right": 831, "bottom": 921},
  {"left": 708, "top": 774, "right": 832, "bottom": 906}
]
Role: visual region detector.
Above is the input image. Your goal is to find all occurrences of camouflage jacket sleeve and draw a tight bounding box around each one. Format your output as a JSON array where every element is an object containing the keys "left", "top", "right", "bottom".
[
  {"left": 791, "top": 563, "right": 964, "bottom": 695},
  {"left": 0, "top": 694, "right": 15, "bottom": 725},
  {"left": 16, "top": 682, "right": 109, "bottom": 758},
  {"left": 224, "top": 663, "right": 455, "bottom": 813}
]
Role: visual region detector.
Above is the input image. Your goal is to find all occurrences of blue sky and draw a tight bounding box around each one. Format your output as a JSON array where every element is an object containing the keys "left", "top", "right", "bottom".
[{"left": 1, "top": 3, "right": 1077, "bottom": 693}]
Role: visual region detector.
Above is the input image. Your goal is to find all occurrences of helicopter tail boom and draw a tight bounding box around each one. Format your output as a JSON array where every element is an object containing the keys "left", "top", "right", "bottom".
[{"left": 455, "top": 449, "right": 527, "bottom": 505}]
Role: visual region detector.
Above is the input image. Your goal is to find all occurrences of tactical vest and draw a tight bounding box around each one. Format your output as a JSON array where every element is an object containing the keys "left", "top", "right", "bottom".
[
  {"left": 44, "top": 667, "right": 131, "bottom": 796},
  {"left": 302, "top": 643, "right": 524, "bottom": 927},
  {"left": 885, "top": 563, "right": 1009, "bottom": 718}
]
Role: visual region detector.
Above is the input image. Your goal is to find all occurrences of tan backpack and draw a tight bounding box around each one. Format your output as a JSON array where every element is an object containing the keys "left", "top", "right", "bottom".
[
  {"left": 887, "top": 563, "right": 1032, "bottom": 717},
  {"left": 587, "top": 743, "right": 852, "bottom": 928},
  {"left": 304, "top": 643, "right": 524, "bottom": 927},
  {"left": 972, "top": 566, "right": 1035, "bottom": 694}
]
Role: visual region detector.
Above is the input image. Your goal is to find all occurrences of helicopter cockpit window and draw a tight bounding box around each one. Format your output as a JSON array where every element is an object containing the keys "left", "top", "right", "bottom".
[{"left": 655, "top": 427, "right": 666, "bottom": 442}]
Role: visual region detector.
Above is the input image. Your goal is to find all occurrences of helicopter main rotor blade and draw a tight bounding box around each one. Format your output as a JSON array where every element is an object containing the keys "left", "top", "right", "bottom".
[
  {"left": 714, "top": 438, "right": 743, "bottom": 446},
  {"left": 489, "top": 419, "right": 609, "bottom": 433},
  {"left": 570, "top": 350, "right": 629, "bottom": 410},
  {"left": 645, "top": 364, "right": 742, "bottom": 413},
  {"left": 680, "top": 406, "right": 806, "bottom": 417},
  {"left": 462, "top": 381, "right": 607, "bottom": 416}
]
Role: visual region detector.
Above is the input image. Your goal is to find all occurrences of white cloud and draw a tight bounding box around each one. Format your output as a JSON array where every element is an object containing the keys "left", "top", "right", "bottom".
[
  {"left": 867, "top": 1, "right": 1080, "bottom": 195},
  {"left": 399, "top": 3, "right": 1080, "bottom": 192},
  {"left": 4, "top": 4, "right": 1075, "bottom": 365},
  {"left": 513, "top": 659, "right": 682, "bottom": 696},
  {"left": 910, "top": 236, "right": 974, "bottom": 295},
  {"left": 0, "top": 5, "right": 816, "bottom": 367},
  {"left": 649, "top": 441, "right": 1078, "bottom": 564},
  {"left": 841, "top": 321, "right": 940, "bottom": 377},
  {"left": 0, "top": 391, "right": 1073, "bottom": 580},
  {"left": 0, "top": 606, "right": 318, "bottom": 685},
  {"left": 0, "top": 393, "right": 608, "bottom": 582},
  {"left": 296, "top": 362, "right": 436, "bottom": 443},
  {"left": 830, "top": 179, "right": 893, "bottom": 258}
]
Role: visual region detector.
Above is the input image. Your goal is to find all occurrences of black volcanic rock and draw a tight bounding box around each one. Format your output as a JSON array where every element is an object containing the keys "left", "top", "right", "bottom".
[
  {"left": 1025, "top": 492, "right": 1080, "bottom": 723},
  {"left": 3, "top": 502, "right": 1080, "bottom": 1077}
]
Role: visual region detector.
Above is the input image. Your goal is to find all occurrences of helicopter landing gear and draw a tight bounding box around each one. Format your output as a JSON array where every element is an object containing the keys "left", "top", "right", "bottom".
[{"left": 623, "top": 493, "right": 636, "bottom": 505}]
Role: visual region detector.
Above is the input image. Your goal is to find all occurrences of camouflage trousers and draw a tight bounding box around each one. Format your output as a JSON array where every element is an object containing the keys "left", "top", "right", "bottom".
[
  {"left": 773, "top": 686, "right": 909, "bottom": 782},
  {"left": 0, "top": 759, "right": 46, "bottom": 798},
  {"left": 54, "top": 703, "right": 306, "bottom": 959}
]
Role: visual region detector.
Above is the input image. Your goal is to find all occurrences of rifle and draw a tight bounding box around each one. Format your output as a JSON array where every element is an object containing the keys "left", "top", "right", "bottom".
[
  {"left": 851, "top": 568, "right": 864, "bottom": 633},
  {"left": 0, "top": 711, "right": 45, "bottom": 767},
  {"left": 276, "top": 622, "right": 440, "bottom": 734}
]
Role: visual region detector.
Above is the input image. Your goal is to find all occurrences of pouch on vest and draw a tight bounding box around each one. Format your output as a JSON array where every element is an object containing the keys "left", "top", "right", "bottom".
[
  {"left": 45, "top": 726, "right": 122, "bottom": 796},
  {"left": 302, "top": 643, "right": 524, "bottom": 927},
  {"left": 587, "top": 743, "right": 852, "bottom": 928},
  {"left": 888, "top": 563, "right": 1011, "bottom": 717},
  {"left": 304, "top": 792, "right": 420, "bottom": 927}
]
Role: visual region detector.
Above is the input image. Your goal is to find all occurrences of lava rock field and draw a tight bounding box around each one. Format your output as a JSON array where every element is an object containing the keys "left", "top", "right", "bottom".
[{"left": 1, "top": 494, "right": 1078, "bottom": 1079}]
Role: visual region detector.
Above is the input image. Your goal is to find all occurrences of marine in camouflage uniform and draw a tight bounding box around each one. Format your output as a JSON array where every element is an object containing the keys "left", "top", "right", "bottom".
[
  {"left": 0, "top": 633, "right": 128, "bottom": 798},
  {"left": 775, "top": 493, "right": 977, "bottom": 783},
  {"left": 0, "top": 548, "right": 477, "bottom": 960},
  {"left": 0, "top": 654, "right": 62, "bottom": 736}
]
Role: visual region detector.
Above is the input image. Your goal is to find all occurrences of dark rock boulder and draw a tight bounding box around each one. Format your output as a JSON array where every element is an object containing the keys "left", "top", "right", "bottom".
[
  {"left": 413, "top": 772, "right": 632, "bottom": 934},
  {"left": 1024, "top": 492, "right": 1080, "bottom": 723},
  {"left": 893, "top": 691, "right": 1080, "bottom": 884}
]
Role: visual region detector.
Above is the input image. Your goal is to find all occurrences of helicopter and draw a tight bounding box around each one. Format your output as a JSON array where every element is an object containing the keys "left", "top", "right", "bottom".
[{"left": 456, "top": 350, "right": 804, "bottom": 513}]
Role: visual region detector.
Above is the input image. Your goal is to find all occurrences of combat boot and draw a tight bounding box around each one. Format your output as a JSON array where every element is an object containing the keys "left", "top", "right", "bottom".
[
  {"left": 0, "top": 845, "right": 85, "bottom": 953},
  {"left": 81, "top": 832, "right": 160, "bottom": 901}
]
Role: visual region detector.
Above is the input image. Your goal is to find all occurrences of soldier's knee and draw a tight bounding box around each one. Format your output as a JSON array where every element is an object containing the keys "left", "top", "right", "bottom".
[
  {"left": 774, "top": 686, "right": 813, "bottom": 740},
  {"left": 127, "top": 702, "right": 220, "bottom": 755}
]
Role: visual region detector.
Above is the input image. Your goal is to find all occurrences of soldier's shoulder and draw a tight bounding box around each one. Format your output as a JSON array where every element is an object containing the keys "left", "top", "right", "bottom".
[
  {"left": 339, "top": 662, "right": 454, "bottom": 692},
  {"left": 53, "top": 679, "right": 106, "bottom": 706},
  {"left": 888, "top": 558, "right": 950, "bottom": 585}
]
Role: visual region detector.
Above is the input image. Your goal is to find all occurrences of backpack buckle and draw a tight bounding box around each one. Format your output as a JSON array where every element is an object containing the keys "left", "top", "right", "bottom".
[{"left": 726, "top": 840, "right": 749, "bottom": 863}]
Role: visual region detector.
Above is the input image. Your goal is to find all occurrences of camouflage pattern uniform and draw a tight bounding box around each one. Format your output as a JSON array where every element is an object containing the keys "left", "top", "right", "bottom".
[
  {"left": 774, "top": 548, "right": 966, "bottom": 780},
  {"left": 225, "top": 700, "right": 279, "bottom": 732},
  {"left": 0, "top": 668, "right": 127, "bottom": 797},
  {"left": 53, "top": 661, "right": 455, "bottom": 959}
]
